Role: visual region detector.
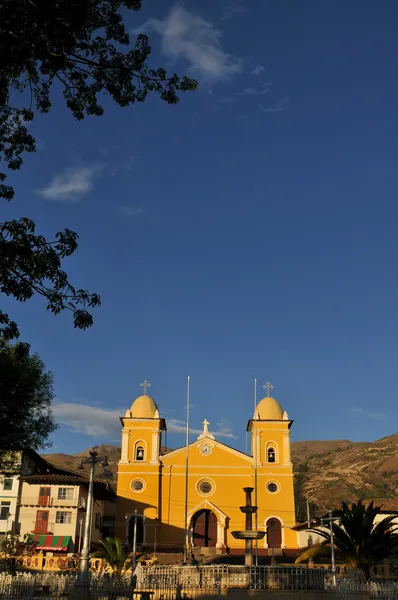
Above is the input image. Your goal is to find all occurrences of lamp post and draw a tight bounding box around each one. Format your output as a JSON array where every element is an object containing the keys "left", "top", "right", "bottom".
[
  {"left": 153, "top": 519, "right": 158, "bottom": 556},
  {"left": 77, "top": 450, "right": 108, "bottom": 589},
  {"left": 321, "top": 510, "right": 341, "bottom": 588},
  {"left": 125, "top": 511, "right": 145, "bottom": 571},
  {"left": 78, "top": 517, "right": 85, "bottom": 554}
]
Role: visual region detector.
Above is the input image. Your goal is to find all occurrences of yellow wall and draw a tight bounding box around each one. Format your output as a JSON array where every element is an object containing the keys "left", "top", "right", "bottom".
[{"left": 116, "top": 396, "right": 298, "bottom": 553}]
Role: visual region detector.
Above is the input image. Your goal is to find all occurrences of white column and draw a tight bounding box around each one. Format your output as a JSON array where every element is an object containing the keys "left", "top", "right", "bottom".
[
  {"left": 151, "top": 431, "right": 159, "bottom": 463},
  {"left": 216, "top": 520, "right": 225, "bottom": 548},
  {"left": 120, "top": 428, "right": 130, "bottom": 464},
  {"left": 283, "top": 433, "right": 291, "bottom": 465},
  {"left": 256, "top": 432, "right": 261, "bottom": 464}
]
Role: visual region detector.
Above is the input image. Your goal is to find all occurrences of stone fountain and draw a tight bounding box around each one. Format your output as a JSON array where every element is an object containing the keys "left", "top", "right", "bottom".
[{"left": 231, "top": 487, "right": 265, "bottom": 566}]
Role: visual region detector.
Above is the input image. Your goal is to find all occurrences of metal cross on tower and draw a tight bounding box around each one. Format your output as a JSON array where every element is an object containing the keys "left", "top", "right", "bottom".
[
  {"left": 263, "top": 381, "right": 274, "bottom": 396},
  {"left": 140, "top": 380, "right": 151, "bottom": 394}
]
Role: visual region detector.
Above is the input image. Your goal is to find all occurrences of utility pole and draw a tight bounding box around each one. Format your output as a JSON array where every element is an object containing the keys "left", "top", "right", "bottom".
[
  {"left": 183, "top": 376, "right": 190, "bottom": 564},
  {"left": 306, "top": 501, "right": 313, "bottom": 547},
  {"left": 126, "top": 511, "right": 145, "bottom": 571},
  {"left": 77, "top": 450, "right": 108, "bottom": 591},
  {"left": 321, "top": 510, "right": 341, "bottom": 588},
  {"left": 78, "top": 517, "right": 84, "bottom": 554}
]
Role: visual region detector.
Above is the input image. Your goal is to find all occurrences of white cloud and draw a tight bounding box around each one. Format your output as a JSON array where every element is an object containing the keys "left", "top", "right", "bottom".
[
  {"left": 98, "top": 145, "right": 116, "bottom": 157},
  {"left": 53, "top": 402, "right": 121, "bottom": 438},
  {"left": 350, "top": 407, "right": 387, "bottom": 421},
  {"left": 221, "top": 5, "right": 247, "bottom": 21},
  {"left": 117, "top": 206, "right": 144, "bottom": 217},
  {"left": 168, "top": 418, "right": 237, "bottom": 439},
  {"left": 122, "top": 155, "right": 137, "bottom": 172},
  {"left": 37, "top": 165, "right": 104, "bottom": 202},
  {"left": 135, "top": 6, "right": 242, "bottom": 82},
  {"left": 237, "top": 82, "right": 272, "bottom": 96},
  {"left": 251, "top": 65, "right": 265, "bottom": 76},
  {"left": 262, "top": 97, "right": 288, "bottom": 113},
  {"left": 53, "top": 402, "right": 237, "bottom": 439}
]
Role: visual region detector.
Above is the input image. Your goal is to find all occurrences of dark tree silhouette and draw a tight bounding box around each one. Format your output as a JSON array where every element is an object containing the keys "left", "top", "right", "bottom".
[{"left": 0, "top": 0, "right": 198, "bottom": 338}]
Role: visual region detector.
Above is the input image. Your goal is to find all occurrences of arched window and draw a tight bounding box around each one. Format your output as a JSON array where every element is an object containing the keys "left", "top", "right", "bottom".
[
  {"left": 267, "top": 447, "right": 276, "bottom": 463},
  {"left": 135, "top": 445, "right": 145, "bottom": 461}
]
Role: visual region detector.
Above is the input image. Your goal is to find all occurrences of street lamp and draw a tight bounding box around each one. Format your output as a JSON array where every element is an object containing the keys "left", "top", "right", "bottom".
[
  {"left": 321, "top": 510, "right": 341, "bottom": 588},
  {"left": 125, "top": 510, "right": 145, "bottom": 571},
  {"left": 77, "top": 450, "right": 108, "bottom": 588}
]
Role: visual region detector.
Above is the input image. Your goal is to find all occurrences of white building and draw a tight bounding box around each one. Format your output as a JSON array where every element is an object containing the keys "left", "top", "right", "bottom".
[
  {"left": 0, "top": 449, "right": 55, "bottom": 542},
  {"left": 19, "top": 473, "right": 116, "bottom": 554},
  {"left": 294, "top": 499, "right": 398, "bottom": 550}
]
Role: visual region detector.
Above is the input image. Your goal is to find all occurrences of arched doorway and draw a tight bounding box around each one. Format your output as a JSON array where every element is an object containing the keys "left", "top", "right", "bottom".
[
  {"left": 192, "top": 510, "right": 217, "bottom": 547},
  {"left": 266, "top": 518, "right": 282, "bottom": 550}
]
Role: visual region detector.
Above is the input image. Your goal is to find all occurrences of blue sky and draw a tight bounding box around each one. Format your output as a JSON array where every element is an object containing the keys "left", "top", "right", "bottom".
[{"left": 3, "top": 0, "right": 398, "bottom": 454}]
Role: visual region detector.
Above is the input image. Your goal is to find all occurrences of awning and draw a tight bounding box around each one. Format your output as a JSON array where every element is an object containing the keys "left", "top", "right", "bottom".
[{"left": 28, "top": 534, "right": 72, "bottom": 551}]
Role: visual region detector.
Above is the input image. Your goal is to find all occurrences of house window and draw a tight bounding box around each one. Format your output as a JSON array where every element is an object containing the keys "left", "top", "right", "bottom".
[
  {"left": 58, "top": 488, "right": 74, "bottom": 500},
  {"left": 0, "top": 502, "right": 11, "bottom": 520},
  {"left": 267, "top": 447, "right": 276, "bottom": 463},
  {"left": 3, "top": 478, "right": 13, "bottom": 491},
  {"left": 135, "top": 445, "right": 145, "bottom": 461},
  {"left": 95, "top": 513, "right": 101, "bottom": 529},
  {"left": 55, "top": 511, "right": 72, "bottom": 524}
]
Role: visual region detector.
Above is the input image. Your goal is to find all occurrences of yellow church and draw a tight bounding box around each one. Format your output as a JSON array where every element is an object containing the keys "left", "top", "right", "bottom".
[{"left": 116, "top": 384, "right": 298, "bottom": 557}]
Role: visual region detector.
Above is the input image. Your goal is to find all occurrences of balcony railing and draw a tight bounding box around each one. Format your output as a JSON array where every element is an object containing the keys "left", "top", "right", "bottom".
[
  {"left": 20, "top": 495, "right": 84, "bottom": 508},
  {"left": 31, "top": 521, "right": 55, "bottom": 534}
]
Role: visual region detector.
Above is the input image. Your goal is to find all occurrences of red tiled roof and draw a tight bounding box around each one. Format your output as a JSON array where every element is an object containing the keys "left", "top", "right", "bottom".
[
  {"left": 360, "top": 498, "right": 398, "bottom": 513},
  {"left": 22, "top": 473, "right": 115, "bottom": 500}
]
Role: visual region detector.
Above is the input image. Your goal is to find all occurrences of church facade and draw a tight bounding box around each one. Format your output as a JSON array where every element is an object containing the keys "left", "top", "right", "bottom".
[{"left": 116, "top": 388, "right": 298, "bottom": 555}]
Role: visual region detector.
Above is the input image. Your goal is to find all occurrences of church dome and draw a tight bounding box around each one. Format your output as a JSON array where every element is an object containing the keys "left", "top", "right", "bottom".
[
  {"left": 129, "top": 394, "right": 159, "bottom": 419},
  {"left": 255, "top": 396, "right": 283, "bottom": 420}
]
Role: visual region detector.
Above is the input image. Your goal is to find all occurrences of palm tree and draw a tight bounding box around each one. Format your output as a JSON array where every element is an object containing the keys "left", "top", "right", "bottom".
[
  {"left": 295, "top": 500, "right": 398, "bottom": 579},
  {"left": 92, "top": 537, "right": 131, "bottom": 576}
]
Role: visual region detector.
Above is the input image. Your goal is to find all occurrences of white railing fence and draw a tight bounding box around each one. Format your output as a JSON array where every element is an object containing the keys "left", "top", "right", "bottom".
[{"left": 1, "top": 566, "right": 398, "bottom": 599}]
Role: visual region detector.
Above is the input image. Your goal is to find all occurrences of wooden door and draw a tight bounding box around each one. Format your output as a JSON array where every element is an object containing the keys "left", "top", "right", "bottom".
[
  {"left": 193, "top": 511, "right": 206, "bottom": 547},
  {"left": 207, "top": 512, "right": 217, "bottom": 547},
  {"left": 193, "top": 510, "right": 217, "bottom": 547},
  {"left": 267, "top": 518, "right": 282, "bottom": 549},
  {"left": 38, "top": 487, "right": 51, "bottom": 506},
  {"left": 35, "top": 510, "right": 49, "bottom": 533}
]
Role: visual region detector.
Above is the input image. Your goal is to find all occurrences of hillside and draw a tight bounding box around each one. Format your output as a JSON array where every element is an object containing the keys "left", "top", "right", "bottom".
[
  {"left": 292, "top": 434, "right": 398, "bottom": 513},
  {"left": 42, "top": 434, "right": 398, "bottom": 515}
]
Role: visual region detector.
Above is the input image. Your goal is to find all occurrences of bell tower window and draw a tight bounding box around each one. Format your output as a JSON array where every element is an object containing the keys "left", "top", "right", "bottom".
[
  {"left": 135, "top": 445, "right": 145, "bottom": 461},
  {"left": 267, "top": 446, "right": 276, "bottom": 463}
]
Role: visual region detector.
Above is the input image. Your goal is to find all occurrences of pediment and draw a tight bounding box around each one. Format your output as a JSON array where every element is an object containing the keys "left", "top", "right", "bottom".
[
  {"left": 188, "top": 499, "right": 228, "bottom": 525},
  {"left": 160, "top": 438, "right": 252, "bottom": 465}
]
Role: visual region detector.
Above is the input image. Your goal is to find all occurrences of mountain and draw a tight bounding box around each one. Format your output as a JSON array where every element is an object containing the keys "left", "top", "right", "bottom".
[
  {"left": 43, "top": 444, "right": 121, "bottom": 482},
  {"left": 42, "top": 434, "right": 398, "bottom": 516},
  {"left": 292, "top": 434, "right": 398, "bottom": 515}
]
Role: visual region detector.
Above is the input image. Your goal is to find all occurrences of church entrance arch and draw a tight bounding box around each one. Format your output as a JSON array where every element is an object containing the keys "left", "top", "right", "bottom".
[
  {"left": 266, "top": 518, "right": 282, "bottom": 549},
  {"left": 192, "top": 510, "right": 217, "bottom": 547}
]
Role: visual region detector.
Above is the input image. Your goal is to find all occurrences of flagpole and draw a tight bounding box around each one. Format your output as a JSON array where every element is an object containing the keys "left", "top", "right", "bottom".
[
  {"left": 183, "top": 376, "right": 190, "bottom": 563},
  {"left": 254, "top": 378, "right": 259, "bottom": 566}
]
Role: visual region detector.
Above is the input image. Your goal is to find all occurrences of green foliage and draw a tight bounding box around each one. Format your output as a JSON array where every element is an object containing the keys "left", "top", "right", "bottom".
[
  {"left": 1, "top": 533, "right": 38, "bottom": 574},
  {"left": 0, "top": 218, "right": 101, "bottom": 338},
  {"left": 295, "top": 500, "right": 398, "bottom": 579},
  {"left": 92, "top": 537, "right": 131, "bottom": 575},
  {"left": 0, "top": 340, "right": 57, "bottom": 449},
  {"left": 0, "top": 0, "right": 198, "bottom": 338}
]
